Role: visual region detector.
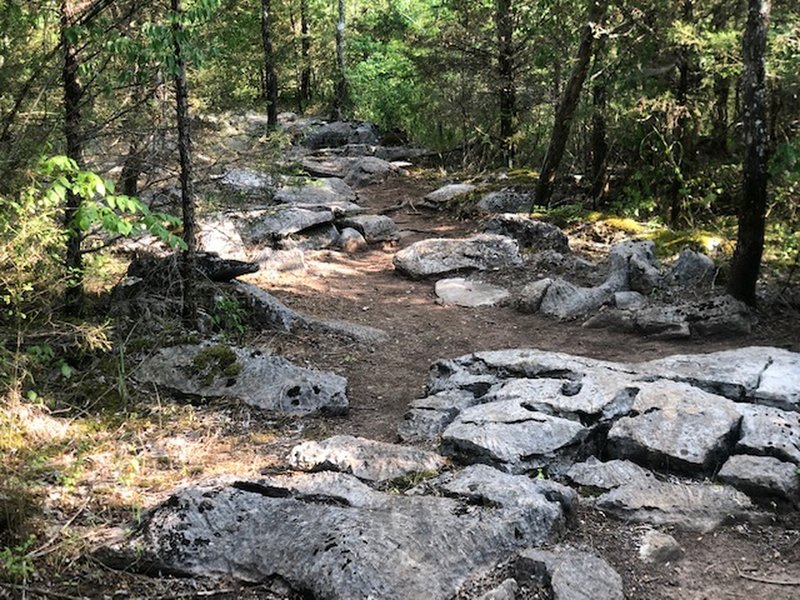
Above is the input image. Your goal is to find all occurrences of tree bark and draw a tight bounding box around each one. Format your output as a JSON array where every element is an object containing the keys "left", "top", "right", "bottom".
[
  {"left": 60, "top": 0, "right": 85, "bottom": 315},
  {"left": 728, "top": 0, "right": 771, "bottom": 305},
  {"left": 299, "top": 0, "right": 311, "bottom": 110},
  {"left": 711, "top": 75, "right": 730, "bottom": 155},
  {"left": 495, "top": 0, "right": 515, "bottom": 168},
  {"left": 589, "top": 37, "right": 607, "bottom": 204},
  {"left": 171, "top": 0, "right": 197, "bottom": 326},
  {"left": 670, "top": 0, "right": 695, "bottom": 227},
  {"left": 532, "top": 0, "right": 608, "bottom": 209},
  {"left": 333, "top": 0, "right": 347, "bottom": 119},
  {"left": 260, "top": 0, "right": 278, "bottom": 127}
]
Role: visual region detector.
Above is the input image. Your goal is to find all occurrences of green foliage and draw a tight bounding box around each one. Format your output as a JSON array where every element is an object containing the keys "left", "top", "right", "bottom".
[
  {"left": 191, "top": 344, "right": 241, "bottom": 386},
  {"left": 0, "top": 534, "right": 36, "bottom": 582},
  {"left": 210, "top": 293, "right": 247, "bottom": 338}
]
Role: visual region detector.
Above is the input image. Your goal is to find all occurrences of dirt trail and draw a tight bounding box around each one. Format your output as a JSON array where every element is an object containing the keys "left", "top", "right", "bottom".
[{"left": 236, "top": 173, "right": 800, "bottom": 599}]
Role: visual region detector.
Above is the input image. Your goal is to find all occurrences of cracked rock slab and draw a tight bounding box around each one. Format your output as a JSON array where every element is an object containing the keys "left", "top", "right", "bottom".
[
  {"left": 607, "top": 380, "right": 741, "bottom": 474},
  {"left": 135, "top": 342, "right": 348, "bottom": 415},
  {"left": 717, "top": 454, "right": 800, "bottom": 504},
  {"left": 393, "top": 234, "right": 522, "bottom": 279},
  {"left": 441, "top": 400, "right": 590, "bottom": 474},
  {"left": 735, "top": 403, "right": 800, "bottom": 464},
  {"left": 435, "top": 278, "right": 511, "bottom": 307},
  {"left": 515, "top": 547, "right": 623, "bottom": 600},
  {"left": 104, "top": 469, "right": 570, "bottom": 600},
  {"left": 565, "top": 457, "right": 655, "bottom": 492},
  {"left": 288, "top": 435, "right": 446, "bottom": 482},
  {"left": 595, "top": 478, "right": 753, "bottom": 532}
]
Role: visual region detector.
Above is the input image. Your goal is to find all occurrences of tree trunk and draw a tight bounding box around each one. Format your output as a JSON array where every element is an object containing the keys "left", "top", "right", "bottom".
[
  {"left": 333, "top": 0, "right": 347, "bottom": 119},
  {"left": 589, "top": 37, "right": 607, "bottom": 205},
  {"left": 532, "top": 0, "right": 608, "bottom": 209},
  {"left": 711, "top": 75, "right": 730, "bottom": 155},
  {"left": 260, "top": 0, "right": 278, "bottom": 127},
  {"left": 670, "top": 0, "right": 695, "bottom": 228},
  {"left": 60, "top": 0, "right": 85, "bottom": 315},
  {"left": 495, "top": 0, "right": 515, "bottom": 168},
  {"left": 171, "top": 0, "right": 197, "bottom": 326},
  {"left": 728, "top": 0, "right": 771, "bottom": 306},
  {"left": 299, "top": 0, "right": 311, "bottom": 110}
]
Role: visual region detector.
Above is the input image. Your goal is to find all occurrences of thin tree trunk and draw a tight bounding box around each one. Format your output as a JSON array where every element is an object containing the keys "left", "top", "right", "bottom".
[
  {"left": 532, "top": 0, "right": 608, "bottom": 209},
  {"left": 299, "top": 0, "right": 311, "bottom": 110},
  {"left": 495, "top": 0, "right": 515, "bottom": 168},
  {"left": 728, "top": 0, "right": 771, "bottom": 305},
  {"left": 589, "top": 41, "right": 608, "bottom": 205},
  {"left": 261, "top": 0, "right": 278, "bottom": 127},
  {"left": 711, "top": 75, "right": 730, "bottom": 155},
  {"left": 171, "top": 0, "right": 197, "bottom": 326},
  {"left": 60, "top": 0, "right": 85, "bottom": 315},
  {"left": 670, "top": 0, "right": 695, "bottom": 227},
  {"left": 333, "top": 0, "right": 347, "bottom": 119}
]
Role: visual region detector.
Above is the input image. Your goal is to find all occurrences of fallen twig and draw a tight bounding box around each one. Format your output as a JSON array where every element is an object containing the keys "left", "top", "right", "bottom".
[
  {"left": 736, "top": 565, "right": 800, "bottom": 586},
  {"left": 0, "top": 583, "right": 84, "bottom": 600}
]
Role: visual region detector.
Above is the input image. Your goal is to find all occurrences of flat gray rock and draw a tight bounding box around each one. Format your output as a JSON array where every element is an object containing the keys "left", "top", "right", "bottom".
[
  {"left": 424, "top": 183, "right": 476, "bottom": 205},
  {"left": 398, "top": 390, "right": 482, "bottom": 443},
  {"left": 108, "top": 469, "right": 570, "bottom": 599},
  {"left": 242, "top": 206, "right": 335, "bottom": 242},
  {"left": 216, "top": 167, "right": 274, "bottom": 195},
  {"left": 755, "top": 352, "right": 800, "bottom": 411},
  {"left": 717, "top": 454, "right": 800, "bottom": 504},
  {"left": 393, "top": 234, "right": 522, "bottom": 279},
  {"left": 232, "top": 281, "right": 306, "bottom": 331},
  {"left": 595, "top": 478, "right": 753, "bottom": 532},
  {"left": 344, "top": 156, "right": 403, "bottom": 187},
  {"left": 736, "top": 403, "right": 800, "bottom": 464},
  {"left": 337, "top": 214, "right": 399, "bottom": 242},
  {"left": 484, "top": 214, "right": 570, "bottom": 254},
  {"left": 607, "top": 380, "right": 741, "bottom": 474},
  {"left": 441, "top": 400, "right": 590, "bottom": 474},
  {"left": 515, "top": 547, "right": 623, "bottom": 600},
  {"left": 135, "top": 343, "right": 348, "bottom": 415},
  {"left": 288, "top": 435, "right": 446, "bottom": 482},
  {"left": 566, "top": 457, "right": 654, "bottom": 491},
  {"left": 435, "top": 278, "right": 511, "bottom": 307},
  {"left": 197, "top": 214, "right": 248, "bottom": 261},
  {"left": 274, "top": 177, "right": 362, "bottom": 214}
]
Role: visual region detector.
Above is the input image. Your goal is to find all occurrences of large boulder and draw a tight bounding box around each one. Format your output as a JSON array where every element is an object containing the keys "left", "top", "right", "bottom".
[
  {"left": 717, "top": 455, "right": 800, "bottom": 504},
  {"left": 477, "top": 189, "right": 531, "bottom": 213},
  {"left": 670, "top": 249, "right": 716, "bottom": 287},
  {"left": 343, "top": 156, "right": 403, "bottom": 187},
  {"left": 393, "top": 234, "right": 523, "bottom": 279},
  {"left": 302, "top": 120, "right": 379, "bottom": 150},
  {"left": 273, "top": 177, "right": 362, "bottom": 214},
  {"left": 337, "top": 214, "right": 400, "bottom": 243},
  {"left": 106, "top": 467, "right": 573, "bottom": 599},
  {"left": 215, "top": 167, "right": 275, "bottom": 196},
  {"left": 135, "top": 342, "right": 348, "bottom": 415},
  {"left": 241, "top": 206, "right": 335, "bottom": 243},
  {"left": 423, "top": 183, "right": 477, "bottom": 206}
]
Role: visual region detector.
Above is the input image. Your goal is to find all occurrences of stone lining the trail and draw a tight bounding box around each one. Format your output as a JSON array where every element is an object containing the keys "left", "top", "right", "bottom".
[
  {"left": 400, "top": 346, "right": 800, "bottom": 515},
  {"left": 135, "top": 342, "right": 348, "bottom": 415},
  {"left": 423, "top": 183, "right": 477, "bottom": 206},
  {"left": 393, "top": 234, "right": 523, "bottom": 278},
  {"left": 515, "top": 546, "right": 624, "bottom": 600},
  {"left": 288, "top": 435, "right": 446, "bottom": 483},
  {"left": 105, "top": 466, "right": 574, "bottom": 600},
  {"left": 435, "top": 278, "right": 511, "bottom": 307},
  {"left": 483, "top": 214, "right": 570, "bottom": 254}
]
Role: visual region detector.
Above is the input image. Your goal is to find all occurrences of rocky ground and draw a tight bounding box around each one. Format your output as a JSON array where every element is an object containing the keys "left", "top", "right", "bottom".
[{"left": 3, "top": 116, "right": 799, "bottom": 599}]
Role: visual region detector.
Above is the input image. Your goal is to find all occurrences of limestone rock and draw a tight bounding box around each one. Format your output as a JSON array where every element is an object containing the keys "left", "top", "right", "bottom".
[
  {"left": 607, "top": 380, "right": 741, "bottom": 474},
  {"left": 608, "top": 240, "right": 661, "bottom": 293},
  {"left": 595, "top": 478, "right": 753, "bottom": 532},
  {"left": 754, "top": 351, "right": 800, "bottom": 412},
  {"left": 479, "top": 578, "right": 519, "bottom": 600},
  {"left": 393, "top": 234, "right": 523, "bottom": 279},
  {"left": 671, "top": 249, "right": 716, "bottom": 287},
  {"left": 135, "top": 342, "right": 348, "bottom": 415},
  {"left": 424, "top": 183, "right": 476, "bottom": 205},
  {"left": 109, "top": 469, "right": 570, "bottom": 599},
  {"left": 638, "top": 530, "right": 683, "bottom": 564},
  {"left": 538, "top": 278, "right": 618, "bottom": 320},
  {"left": 303, "top": 120, "right": 379, "bottom": 150},
  {"left": 344, "top": 156, "right": 403, "bottom": 187},
  {"left": 516, "top": 278, "right": 553, "bottom": 314},
  {"left": 274, "top": 177, "right": 362, "bottom": 214},
  {"left": 216, "top": 168, "right": 274, "bottom": 195},
  {"left": 337, "top": 214, "right": 399, "bottom": 242},
  {"left": 242, "top": 206, "right": 335, "bottom": 242},
  {"left": 736, "top": 403, "right": 800, "bottom": 464},
  {"left": 718, "top": 454, "right": 800, "bottom": 504},
  {"left": 566, "top": 457, "right": 654, "bottom": 492},
  {"left": 435, "top": 278, "right": 511, "bottom": 307},
  {"left": 515, "top": 547, "right": 623, "bottom": 600},
  {"left": 441, "top": 400, "right": 590, "bottom": 474},
  {"left": 339, "top": 227, "right": 367, "bottom": 253},
  {"left": 232, "top": 281, "right": 306, "bottom": 332},
  {"left": 477, "top": 189, "right": 531, "bottom": 213},
  {"left": 197, "top": 214, "right": 248, "bottom": 261},
  {"left": 614, "top": 291, "right": 646, "bottom": 310},
  {"left": 288, "top": 435, "right": 446, "bottom": 483},
  {"left": 484, "top": 214, "right": 570, "bottom": 254},
  {"left": 398, "top": 390, "right": 482, "bottom": 443}
]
